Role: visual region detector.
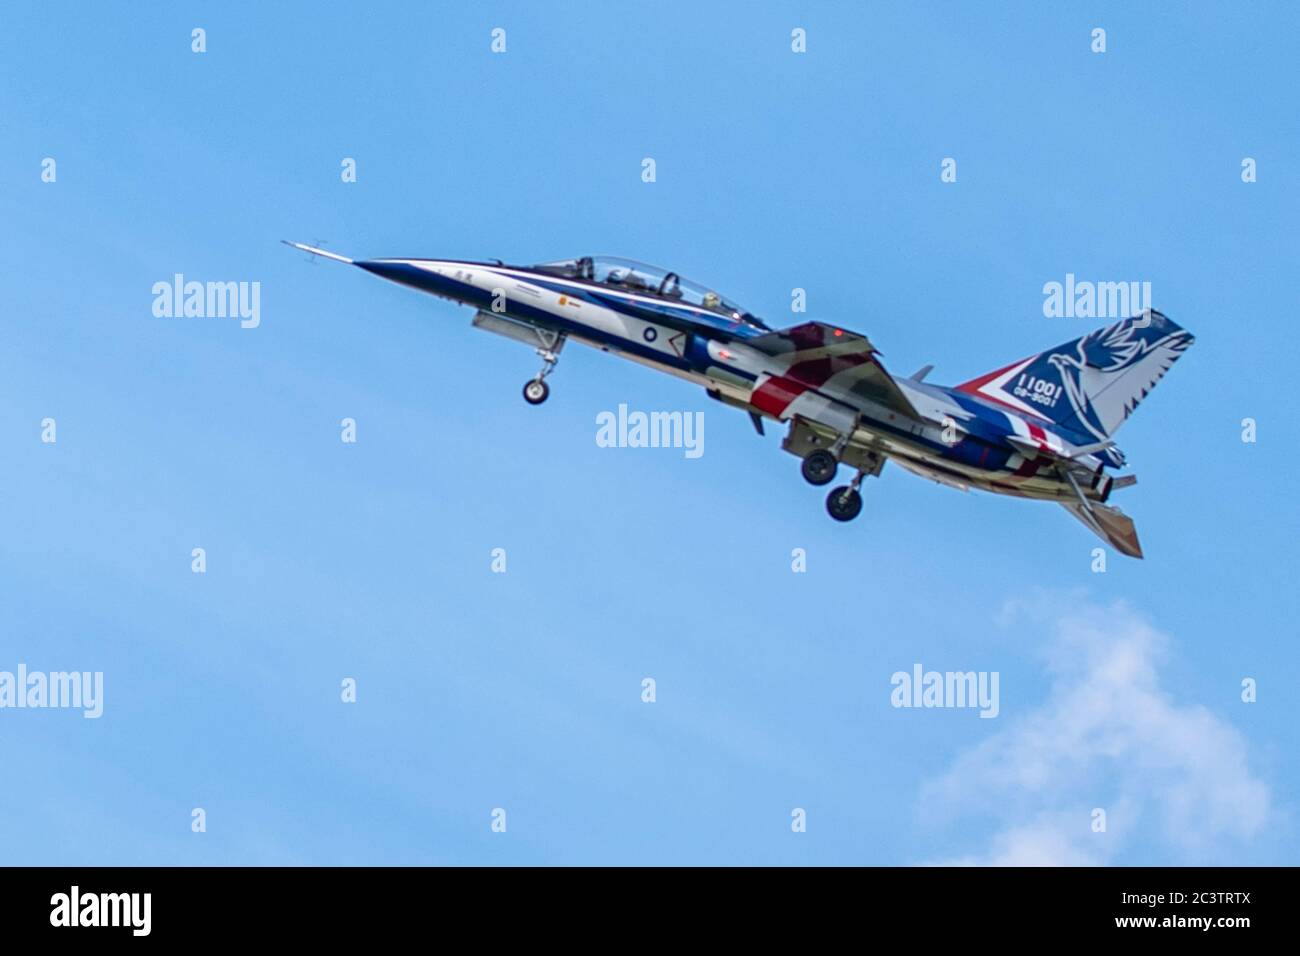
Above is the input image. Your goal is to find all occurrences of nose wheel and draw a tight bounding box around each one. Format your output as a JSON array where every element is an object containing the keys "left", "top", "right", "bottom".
[
  {"left": 522, "top": 337, "right": 564, "bottom": 406},
  {"left": 523, "top": 378, "right": 550, "bottom": 405}
]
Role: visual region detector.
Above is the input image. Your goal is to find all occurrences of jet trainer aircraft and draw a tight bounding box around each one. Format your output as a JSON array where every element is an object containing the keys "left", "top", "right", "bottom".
[{"left": 284, "top": 242, "right": 1193, "bottom": 558}]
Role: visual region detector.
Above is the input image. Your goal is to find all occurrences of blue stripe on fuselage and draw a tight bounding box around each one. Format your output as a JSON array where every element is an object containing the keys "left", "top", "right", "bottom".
[
  {"left": 355, "top": 260, "right": 759, "bottom": 380},
  {"left": 358, "top": 259, "right": 1056, "bottom": 481},
  {"left": 356, "top": 260, "right": 492, "bottom": 307},
  {"left": 518, "top": 275, "right": 770, "bottom": 341}
]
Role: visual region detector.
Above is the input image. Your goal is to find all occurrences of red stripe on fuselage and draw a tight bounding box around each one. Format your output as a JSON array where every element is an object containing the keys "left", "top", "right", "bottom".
[
  {"left": 751, "top": 376, "right": 807, "bottom": 418},
  {"left": 955, "top": 359, "right": 1054, "bottom": 424},
  {"left": 1013, "top": 454, "right": 1040, "bottom": 477},
  {"left": 955, "top": 358, "right": 1025, "bottom": 396}
]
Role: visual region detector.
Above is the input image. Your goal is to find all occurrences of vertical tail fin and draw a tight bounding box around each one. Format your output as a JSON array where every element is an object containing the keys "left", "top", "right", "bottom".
[{"left": 956, "top": 311, "right": 1194, "bottom": 443}]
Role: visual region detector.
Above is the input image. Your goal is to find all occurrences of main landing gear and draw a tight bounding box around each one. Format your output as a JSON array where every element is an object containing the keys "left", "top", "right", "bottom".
[
  {"left": 800, "top": 431, "right": 851, "bottom": 486},
  {"left": 802, "top": 446, "right": 868, "bottom": 523},
  {"left": 787, "top": 418, "right": 883, "bottom": 523},
  {"left": 826, "top": 480, "right": 864, "bottom": 522},
  {"left": 804, "top": 450, "right": 878, "bottom": 523},
  {"left": 522, "top": 334, "right": 565, "bottom": 405},
  {"left": 800, "top": 449, "right": 839, "bottom": 486}
]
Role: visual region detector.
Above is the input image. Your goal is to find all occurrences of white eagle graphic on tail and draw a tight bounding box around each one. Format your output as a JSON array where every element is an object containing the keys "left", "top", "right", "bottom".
[{"left": 1045, "top": 312, "right": 1195, "bottom": 443}]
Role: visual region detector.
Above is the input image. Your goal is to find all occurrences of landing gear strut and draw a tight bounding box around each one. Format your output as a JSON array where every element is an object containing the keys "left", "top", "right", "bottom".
[
  {"left": 522, "top": 334, "right": 565, "bottom": 406},
  {"left": 826, "top": 470, "right": 868, "bottom": 522}
]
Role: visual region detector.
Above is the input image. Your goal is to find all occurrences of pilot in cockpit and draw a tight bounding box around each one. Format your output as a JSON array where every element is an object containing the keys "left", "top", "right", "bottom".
[{"left": 605, "top": 268, "right": 648, "bottom": 292}]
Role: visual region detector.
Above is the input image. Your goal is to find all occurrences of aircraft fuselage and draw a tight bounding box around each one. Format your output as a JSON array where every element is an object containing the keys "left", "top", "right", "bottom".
[{"left": 353, "top": 256, "right": 1115, "bottom": 505}]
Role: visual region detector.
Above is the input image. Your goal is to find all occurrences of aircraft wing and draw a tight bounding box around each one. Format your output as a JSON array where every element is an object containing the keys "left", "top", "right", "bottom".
[{"left": 747, "top": 322, "right": 921, "bottom": 420}]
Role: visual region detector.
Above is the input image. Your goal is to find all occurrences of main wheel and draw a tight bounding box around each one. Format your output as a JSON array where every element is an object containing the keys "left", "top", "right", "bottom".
[
  {"left": 523, "top": 379, "right": 550, "bottom": 405},
  {"left": 801, "top": 449, "right": 838, "bottom": 486},
  {"left": 826, "top": 485, "right": 862, "bottom": 522}
]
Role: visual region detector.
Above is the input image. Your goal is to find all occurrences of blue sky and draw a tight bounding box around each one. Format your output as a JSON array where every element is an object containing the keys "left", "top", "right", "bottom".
[{"left": 1, "top": 1, "right": 1296, "bottom": 865}]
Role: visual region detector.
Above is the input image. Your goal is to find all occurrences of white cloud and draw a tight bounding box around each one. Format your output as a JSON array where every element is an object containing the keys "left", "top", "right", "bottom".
[{"left": 920, "top": 596, "right": 1271, "bottom": 865}]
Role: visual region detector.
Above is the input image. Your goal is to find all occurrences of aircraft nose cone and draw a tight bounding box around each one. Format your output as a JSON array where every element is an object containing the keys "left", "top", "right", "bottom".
[
  {"left": 355, "top": 258, "right": 445, "bottom": 293},
  {"left": 355, "top": 259, "right": 410, "bottom": 283},
  {"left": 355, "top": 258, "right": 478, "bottom": 306}
]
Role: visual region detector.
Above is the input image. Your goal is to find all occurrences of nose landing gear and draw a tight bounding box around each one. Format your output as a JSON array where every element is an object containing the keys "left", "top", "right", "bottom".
[
  {"left": 522, "top": 378, "right": 550, "bottom": 404},
  {"left": 522, "top": 335, "right": 565, "bottom": 406}
]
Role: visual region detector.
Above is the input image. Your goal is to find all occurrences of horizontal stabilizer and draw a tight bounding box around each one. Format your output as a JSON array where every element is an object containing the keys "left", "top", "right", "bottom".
[
  {"left": 1005, "top": 434, "right": 1115, "bottom": 464},
  {"left": 1061, "top": 500, "right": 1143, "bottom": 558}
]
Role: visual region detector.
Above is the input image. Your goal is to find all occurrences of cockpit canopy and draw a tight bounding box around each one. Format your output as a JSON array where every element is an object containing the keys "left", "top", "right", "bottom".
[{"left": 532, "top": 256, "right": 769, "bottom": 330}]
